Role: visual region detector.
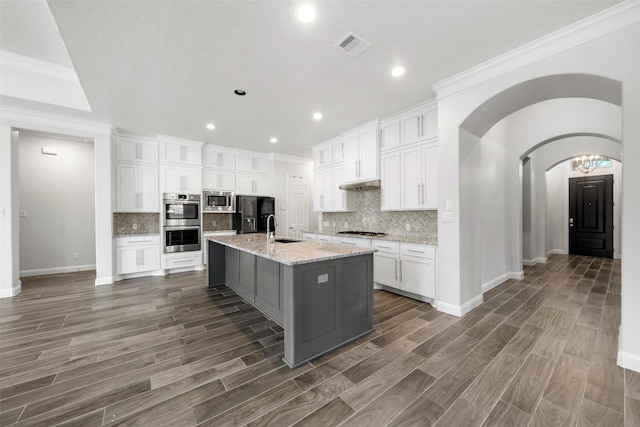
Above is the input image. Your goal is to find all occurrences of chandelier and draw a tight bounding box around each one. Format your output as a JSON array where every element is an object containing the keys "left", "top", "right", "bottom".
[{"left": 571, "top": 154, "right": 604, "bottom": 174}]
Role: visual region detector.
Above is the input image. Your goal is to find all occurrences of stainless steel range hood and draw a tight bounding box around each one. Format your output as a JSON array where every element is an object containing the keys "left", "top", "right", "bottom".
[{"left": 338, "top": 179, "right": 381, "bottom": 191}]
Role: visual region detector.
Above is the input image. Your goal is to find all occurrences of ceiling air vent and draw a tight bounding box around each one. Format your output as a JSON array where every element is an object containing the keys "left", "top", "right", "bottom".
[{"left": 335, "top": 32, "right": 371, "bottom": 58}]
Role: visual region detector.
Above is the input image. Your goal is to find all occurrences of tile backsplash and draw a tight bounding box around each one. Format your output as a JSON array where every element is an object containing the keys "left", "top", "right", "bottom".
[
  {"left": 113, "top": 213, "right": 160, "bottom": 235},
  {"left": 203, "top": 213, "right": 233, "bottom": 231},
  {"left": 321, "top": 189, "right": 437, "bottom": 238}
]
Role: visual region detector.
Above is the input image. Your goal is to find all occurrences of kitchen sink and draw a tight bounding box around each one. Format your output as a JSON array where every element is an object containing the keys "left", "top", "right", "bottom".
[{"left": 274, "top": 238, "right": 303, "bottom": 243}]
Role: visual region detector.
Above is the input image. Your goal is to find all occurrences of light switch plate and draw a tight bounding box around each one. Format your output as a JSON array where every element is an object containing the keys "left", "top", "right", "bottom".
[{"left": 446, "top": 200, "right": 453, "bottom": 211}]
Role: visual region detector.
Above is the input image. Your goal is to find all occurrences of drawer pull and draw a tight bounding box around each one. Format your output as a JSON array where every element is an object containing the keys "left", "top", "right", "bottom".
[{"left": 407, "top": 249, "right": 424, "bottom": 253}]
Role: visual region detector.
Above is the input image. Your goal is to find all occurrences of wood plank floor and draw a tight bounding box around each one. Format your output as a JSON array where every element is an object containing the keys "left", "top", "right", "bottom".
[{"left": 0, "top": 254, "right": 637, "bottom": 426}]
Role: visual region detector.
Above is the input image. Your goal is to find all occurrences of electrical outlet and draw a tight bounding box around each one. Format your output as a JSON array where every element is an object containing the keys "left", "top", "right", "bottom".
[
  {"left": 344, "top": 222, "right": 348, "bottom": 228},
  {"left": 405, "top": 223, "right": 410, "bottom": 231},
  {"left": 212, "top": 220, "right": 217, "bottom": 226},
  {"left": 323, "top": 221, "right": 329, "bottom": 227},
  {"left": 72, "top": 252, "right": 79, "bottom": 260},
  {"left": 318, "top": 274, "right": 329, "bottom": 284},
  {"left": 132, "top": 223, "right": 137, "bottom": 230},
  {"left": 332, "top": 221, "right": 336, "bottom": 227}
]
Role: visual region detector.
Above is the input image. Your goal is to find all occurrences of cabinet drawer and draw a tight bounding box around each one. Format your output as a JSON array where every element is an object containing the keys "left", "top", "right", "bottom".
[
  {"left": 332, "top": 236, "right": 371, "bottom": 248},
  {"left": 164, "top": 252, "right": 202, "bottom": 269},
  {"left": 115, "top": 235, "right": 160, "bottom": 247},
  {"left": 316, "top": 234, "right": 333, "bottom": 243},
  {"left": 302, "top": 233, "right": 317, "bottom": 241},
  {"left": 371, "top": 240, "right": 400, "bottom": 254},
  {"left": 400, "top": 243, "right": 435, "bottom": 259}
]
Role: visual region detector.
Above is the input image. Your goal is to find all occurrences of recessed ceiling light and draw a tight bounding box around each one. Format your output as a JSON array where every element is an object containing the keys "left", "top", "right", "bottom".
[
  {"left": 270, "top": 137, "right": 278, "bottom": 143},
  {"left": 313, "top": 112, "right": 322, "bottom": 120},
  {"left": 297, "top": 4, "right": 315, "bottom": 23},
  {"left": 206, "top": 123, "right": 215, "bottom": 130},
  {"left": 234, "top": 89, "right": 246, "bottom": 96},
  {"left": 391, "top": 66, "right": 405, "bottom": 77}
]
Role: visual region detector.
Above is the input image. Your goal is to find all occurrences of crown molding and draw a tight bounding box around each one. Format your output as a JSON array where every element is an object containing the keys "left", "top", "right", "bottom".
[
  {"left": 0, "top": 50, "right": 91, "bottom": 111},
  {"left": 270, "top": 152, "right": 313, "bottom": 164},
  {"left": 0, "top": 50, "right": 79, "bottom": 82},
  {"left": 433, "top": 1, "right": 640, "bottom": 99},
  {"left": 0, "top": 105, "right": 111, "bottom": 136}
]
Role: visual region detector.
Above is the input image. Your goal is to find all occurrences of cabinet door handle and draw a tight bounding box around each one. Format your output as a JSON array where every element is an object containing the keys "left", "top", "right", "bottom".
[
  {"left": 399, "top": 259, "right": 403, "bottom": 281},
  {"left": 380, "top": 129, "right": 384, "bottom": 147},
  {"left": 320, "top": 194, "right": 324, "bottom": 209},
  {"left": 342, "top": 192, "right": 345, "bottom": 208},
  {"left": 421, "top": 183, "right": 425, "bottom": 205},
  {"left": 140, "top": 249, "right": 144, "bottom": 266},
  {"left": 394, "top": 259, "right": 398, "bottom": 280},
  {"left": 417, "top": 184, "right": 421, "bottom": 205}
]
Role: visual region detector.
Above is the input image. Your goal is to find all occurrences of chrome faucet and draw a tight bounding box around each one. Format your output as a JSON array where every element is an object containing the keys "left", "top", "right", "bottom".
[{"left": 266, "top": 214, "right": 277, "bottom": 242}]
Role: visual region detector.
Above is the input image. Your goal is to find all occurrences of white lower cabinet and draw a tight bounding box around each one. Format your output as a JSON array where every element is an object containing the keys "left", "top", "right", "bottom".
[
  {"left": 302, "top": 232, "right": 317, "bottom": 241},
  {"left": 163, "top": 251, "right": 202, "bottom": 269},
  {"left": 115, "top": 236, "right": 160, "bottom": 275},
  {"left": 372, "top": 240, "right": 436, "bottom": 301}
]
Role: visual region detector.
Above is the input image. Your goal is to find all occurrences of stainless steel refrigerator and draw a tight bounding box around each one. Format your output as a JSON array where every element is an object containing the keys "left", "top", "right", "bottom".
[{"left": 233, "top": 196, "right": 275, "bottom": 234}]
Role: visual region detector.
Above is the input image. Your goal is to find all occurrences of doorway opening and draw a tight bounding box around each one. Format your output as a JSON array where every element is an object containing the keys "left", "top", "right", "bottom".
[
  {"left": 17, "top": 130, "right": 96, "bottom": 278},
  {"left": 285, "top": 175, "right": 308, "bottom": 239}
]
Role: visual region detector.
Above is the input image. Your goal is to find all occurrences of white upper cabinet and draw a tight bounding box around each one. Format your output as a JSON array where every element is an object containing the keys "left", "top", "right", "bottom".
[
  {"left": 401, "top": 142, "right": 438, "bottom": 210},
  {"left": 236, "top": 151, "right": 271, "bottom": 174},
  {"left": 379, "top": 118, "right": 401, "bottom": 152},
  {"left": 116, "top": 163, "right": 158, "bottom": 212},
  {"left": 161, "top": 165, "right": 202, "bottom": 194},
  {"left": 159, "top": 136, "right": 203, "bottom": 166},
  {"left": 399, "top": 101, "right": 438, "bottom": 146},
  {"left": 313, "top": 144, "right": 333, "bottom": 168},
  {"left": 203, "top": 170, "right": 235, "bottom": 191},
  {"left": 115, "top": 136, "right": 158, "bottom": 164},
  {"left": 312, "top": 165, "right": 354, "bottom": 213},
  {"left": 380, "top": 150, "right": 401, "bottom": 211},
  {"left": 236, "top": 173, "right": 272, "bottom": 196},
  {"left": 203, "top": 145, "right": 235, "bottom": 170},
  {"left": 343, "top": 121, "right": 379, "bottom": 183},
  {"left": 332, "top": 139, "right": 345, "bottom": 163}
]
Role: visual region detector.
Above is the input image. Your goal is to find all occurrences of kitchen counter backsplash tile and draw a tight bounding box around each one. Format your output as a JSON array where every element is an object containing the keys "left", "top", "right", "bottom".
[
  {"left": 322, "top": 189, "right": 437, "bottom": 238},
  {"left": 203, "top": 213, "right": 233, "bottom": 232},
  {"left": 113, "top": 213, "right": 159, "bottom": 236}
]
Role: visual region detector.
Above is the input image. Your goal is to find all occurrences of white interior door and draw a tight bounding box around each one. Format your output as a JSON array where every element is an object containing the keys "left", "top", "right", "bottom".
[{"left": 286, "top": 175, "right": 308, "bottom": 238}]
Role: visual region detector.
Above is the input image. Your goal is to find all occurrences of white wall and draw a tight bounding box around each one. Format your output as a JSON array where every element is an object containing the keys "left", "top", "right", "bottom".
[
  {"left": 18, "top": 133, "right": 96, "bottom": 275},
  {"left": 435, "top": 16, "right": 640, "bottom": 371},
  {"left": 271, "top": 155, "right": 315, "bottom": 235},
  {"left": 0, "top": 107, "right": 113, "bottom": 296}
]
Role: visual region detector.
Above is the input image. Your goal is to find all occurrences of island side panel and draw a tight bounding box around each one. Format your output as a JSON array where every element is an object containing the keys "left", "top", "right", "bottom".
[
  {"left": 283, "top": 253, "right": 374, "bottom": 367},
  {"left": 207, "top": 240, "right": 226, "bottom": 287},
  {"left": 225, "top": 247, "right": 241, "bottom": 295},
  {"left": 254, "top": 257, "right": 284, "bottom": 326}
]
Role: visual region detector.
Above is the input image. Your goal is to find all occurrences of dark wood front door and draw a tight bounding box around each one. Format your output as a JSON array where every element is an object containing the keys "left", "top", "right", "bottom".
[{"left": 569, "top": 174, "right": 613, "bottom": 258}]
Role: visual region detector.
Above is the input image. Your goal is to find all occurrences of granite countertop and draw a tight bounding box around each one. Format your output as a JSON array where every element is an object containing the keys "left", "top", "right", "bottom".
[
  {"left": 113, "top": 233, "right": 161, "bottom": 238},
  {"left": 202, "top": 230, "right": 237, "bottom": 235},
  {"left": 207, "top": 233, "right": 376, "bottom": 266},
  {"left": 304, "top": 230, "right": 438, "bottom": 246}
]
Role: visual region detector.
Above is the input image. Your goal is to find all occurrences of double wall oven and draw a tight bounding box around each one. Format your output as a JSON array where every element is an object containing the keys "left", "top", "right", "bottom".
[{"left": 163, "top": 193, "right": 201, "bottom": 253}]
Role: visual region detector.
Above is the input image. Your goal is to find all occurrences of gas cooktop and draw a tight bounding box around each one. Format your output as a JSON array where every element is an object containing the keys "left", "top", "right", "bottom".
[{"left": 337, "top": 231, "right": 387, "bottom": 237}]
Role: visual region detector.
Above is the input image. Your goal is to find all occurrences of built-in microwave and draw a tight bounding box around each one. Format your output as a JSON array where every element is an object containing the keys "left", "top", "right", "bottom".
[{"left": 203, "top": 190, "right": 235, "bottom": 213}]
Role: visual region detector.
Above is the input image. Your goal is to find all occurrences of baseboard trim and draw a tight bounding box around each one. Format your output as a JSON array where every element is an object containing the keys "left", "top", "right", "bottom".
[
  {"left": 20, "top": 264, "right": 96, "bottom": 277},
  {"left": 437, "top": 294, "right": 483, "bottom": 317},
  {"left": 481, "top": 271, "right": 525, "bottom": 293},
  {"left": 95, "top": 276, "right": 113, "bottom": 286},
  {"left": 523, "top": 257, "right": 548, "bottom": 266},
  {"left": 546, "top": 249, "right": 568, "bottom": 257},
  {"left": 0, "top": 283, "right": 21, "bottom": 298},
  {"left": 618, "top": 351, "right": 640, "bottom": 373}
]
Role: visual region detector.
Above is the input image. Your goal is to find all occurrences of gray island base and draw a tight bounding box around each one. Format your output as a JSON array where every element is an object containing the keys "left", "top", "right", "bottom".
[{"left": 207, "top": 234, "right": 376, "bottom": 368}]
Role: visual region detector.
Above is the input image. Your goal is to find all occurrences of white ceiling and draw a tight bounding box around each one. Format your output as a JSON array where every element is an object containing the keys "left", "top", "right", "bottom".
[{"left": 0, "top": 1, "right": 620, "bottom": 158}]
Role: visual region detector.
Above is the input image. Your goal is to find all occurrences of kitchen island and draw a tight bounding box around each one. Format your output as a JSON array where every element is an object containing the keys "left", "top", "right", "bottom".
[{"left": 207, "top": 234, "right": 376, "bottom": 367}]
